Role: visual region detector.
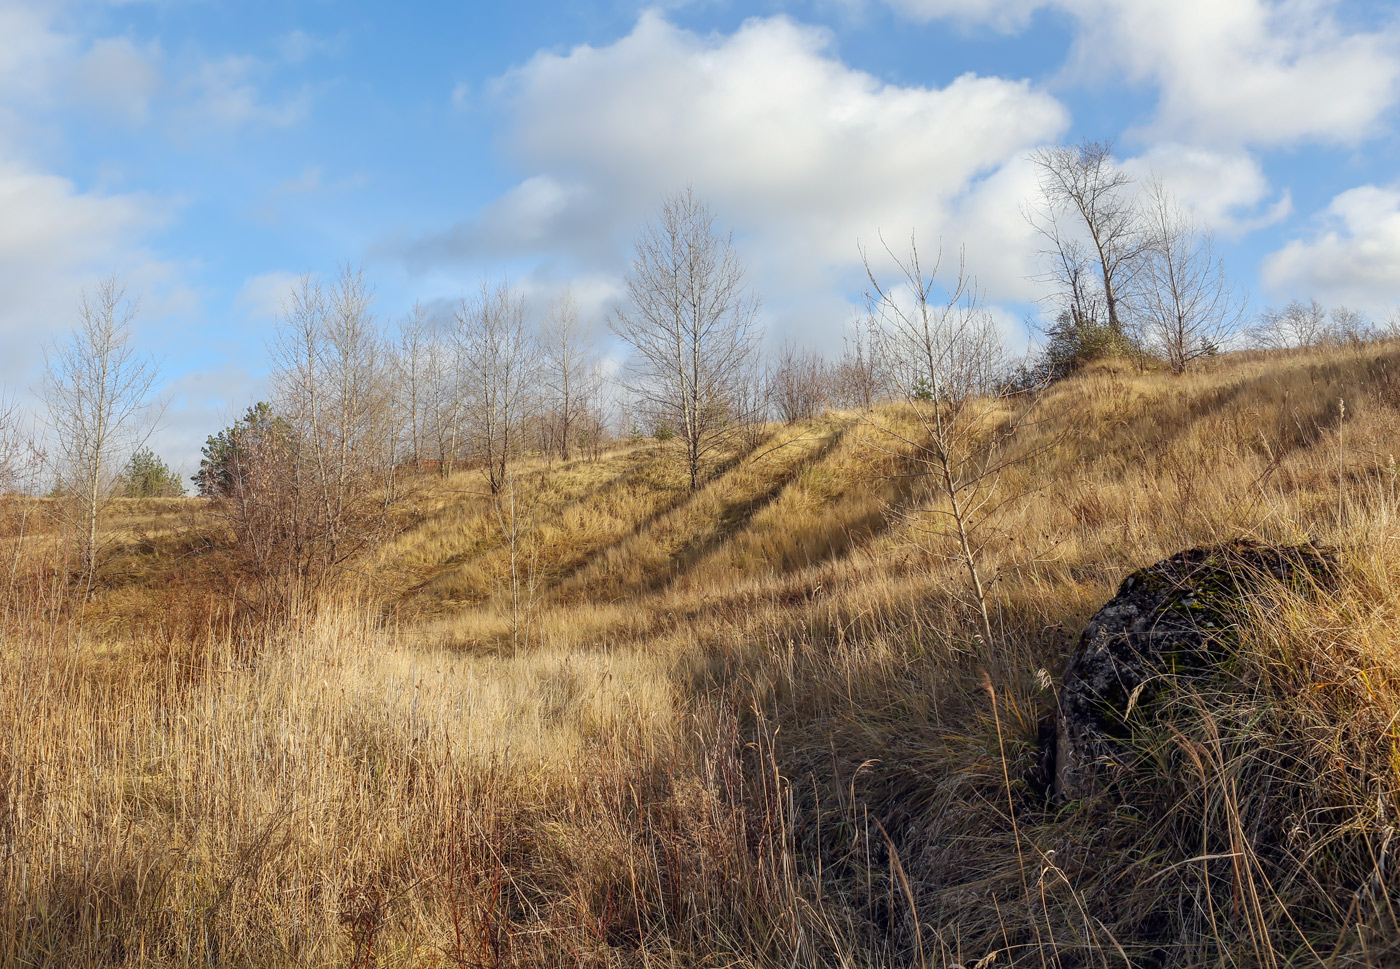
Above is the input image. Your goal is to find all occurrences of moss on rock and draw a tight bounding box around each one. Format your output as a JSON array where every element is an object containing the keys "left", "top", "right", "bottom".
[{"left": 1054, "top": 540, "right": 1338, "bottom": 801}]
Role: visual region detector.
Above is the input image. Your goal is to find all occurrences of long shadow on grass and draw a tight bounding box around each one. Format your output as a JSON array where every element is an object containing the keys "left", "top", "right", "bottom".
[
  {"left": 396, "top": 446, "right": 688, "bottom": 606},
  {"left": 404, "top": 429, "right": 814, "bottom": 612},
  {"left": 672, "top": 426, "right": 935, "bottom": 597},
  {"left": 567, "top": 424, "right": 862, "bottom": 604},
  {"left": 544, "top": 425, "right": 852, "bottom": 604}
]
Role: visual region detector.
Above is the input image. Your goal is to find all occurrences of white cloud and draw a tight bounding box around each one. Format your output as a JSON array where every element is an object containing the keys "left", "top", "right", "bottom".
[
  {"left": 0, "top": 1, "right": 306, "bottom": 464},
  {"left": 503, "top": 13, "right": 1065, "bottom": 251},
  {"left": 0, "top": 162, "right": 172, "bottom": 386},
  {"left": 880, "top": 0, "right": 1400, "bottom": 147},
  {"left": 562, "top": 273, "right": 626, "bottom": 324},
  {"left": 0, "top": 2, "right": 73, "bottom": 103},
  {"left": 1260, "top": 184, "right": 1400, "bottom": 315},
  {"left": 178, "top": 55, "right": 309, "bottom": 130},
  {"left": 0, "top": 1, "right": 73, "bottom": 156},
  {"left": 236, "top": 270, "right": 302, "bottom": 321},
  {"left": 0, "top": 2, "right": 311, "bottom": 135},
  {"left": 411, "top": 12, "right": 1068, "bottom": 345},
  {"left": 508, "top": 269, "right": 626, "bottom": 338},
  {"left": 0, "top": 5, "right": 179, "bottom": 391},
  {"left": 945, "top": 155, "right": 1049, "bottom": 303},
  {"left": 466, "top": 176, "right": 593, "bottom": 252},
  {"left": 404, "top": 175, "right": 610, "bottom": 271},
  {"left": 70, "top": 36, "right": 162, "bottom": 123},
  {"left": 1121, "top": 143, "right": 1291, "bottom": 236},
  {"left": 276, "top": 28, "right": 339, "bottom": 65}
]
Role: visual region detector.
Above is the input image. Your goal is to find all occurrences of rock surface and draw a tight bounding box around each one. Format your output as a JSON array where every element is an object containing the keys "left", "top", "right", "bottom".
[{"left": 1054, "top": 540, "right": 1336, "bottom": 801}]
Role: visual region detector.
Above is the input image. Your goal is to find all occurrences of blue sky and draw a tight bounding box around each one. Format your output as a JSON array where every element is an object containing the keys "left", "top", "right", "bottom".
[{"left": 2, "top": 0, "right": 1398, "bottom": 472}]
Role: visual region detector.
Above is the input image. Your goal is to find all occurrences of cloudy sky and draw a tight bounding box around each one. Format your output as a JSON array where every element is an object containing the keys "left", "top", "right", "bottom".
[{"left": 2, "top": 0, "right": 1398, "bottom": 473}]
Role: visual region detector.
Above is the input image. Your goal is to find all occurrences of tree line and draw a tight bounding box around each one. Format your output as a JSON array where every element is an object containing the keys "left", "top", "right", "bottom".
[{"left": 6, "top": 154, "right": 1398, "bottom": 612}]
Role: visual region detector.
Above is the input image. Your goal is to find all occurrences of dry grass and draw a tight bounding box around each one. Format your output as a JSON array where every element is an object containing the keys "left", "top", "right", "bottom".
[{"left": 6, "top": 342, "right": 1400, "bottom": 965}]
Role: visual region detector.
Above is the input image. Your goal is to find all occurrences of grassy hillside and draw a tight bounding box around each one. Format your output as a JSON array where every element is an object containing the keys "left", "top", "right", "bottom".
[{"left": 5, "top": 343, "right": 1400, "bottom": 966}]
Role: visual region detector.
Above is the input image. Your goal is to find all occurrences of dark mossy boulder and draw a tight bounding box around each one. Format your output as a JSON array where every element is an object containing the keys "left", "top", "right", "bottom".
[{"left": 1054, "top": 540, "right": 1337, "bottom": 801}]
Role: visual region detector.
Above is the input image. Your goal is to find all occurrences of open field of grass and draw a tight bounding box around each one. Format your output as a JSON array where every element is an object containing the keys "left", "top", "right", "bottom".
[{"left": 6, "top": 343, "right": 1400, "bottom": 966}]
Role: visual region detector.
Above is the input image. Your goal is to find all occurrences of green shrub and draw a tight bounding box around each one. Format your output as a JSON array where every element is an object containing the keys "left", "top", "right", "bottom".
[{"left": 1044, "top": 310, "right": 1141, "bottom": 377}]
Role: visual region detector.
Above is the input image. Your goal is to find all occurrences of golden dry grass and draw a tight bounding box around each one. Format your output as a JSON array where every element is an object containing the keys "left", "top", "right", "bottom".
[{"left": 6, "top": 342, "right": 1400, "bottom": 966}]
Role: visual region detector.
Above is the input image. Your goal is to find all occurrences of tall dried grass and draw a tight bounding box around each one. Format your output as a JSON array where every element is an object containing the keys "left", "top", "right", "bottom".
[{"left": 4, "top": 342, "right": 1400, "bottom": 966}]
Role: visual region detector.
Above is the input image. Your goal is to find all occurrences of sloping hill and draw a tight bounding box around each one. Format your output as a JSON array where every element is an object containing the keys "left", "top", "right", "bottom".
[{"left": 7, "top": 342, "right": 1400, "bottom": 967}]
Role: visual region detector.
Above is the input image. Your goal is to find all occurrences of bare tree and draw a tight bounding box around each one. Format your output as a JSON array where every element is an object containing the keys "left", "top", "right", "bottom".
[
  {"left": 197, "top": 402, "right": 314, "bottom": 620},
  {"left": 426, "top": 330, "right": 464, "bottom": 474},
  {"left": 1138, "top": 179, "right": 1247, "bottom": 374},
  {"left": 610, "top": 187, "right": 762, "bottom": 490},
  {"left": 615, "top": 388, "right": 644, "bottom": 444},
  {"left": 729, "top": 352, "right": 772, "bottom": 450},
  {"left": 1035, "top": 216, "right": 1106, "bottom": 332},
  {"left": 1328, "top": 305, "right": 1374, "bottom": 344},
  {"left": 455, "top": 280, "right": 536, "bottom": 494},
  {"left": 864, "top": 236, "right": 1005, "bottom": 402},
  {"left": 493, "top": 472, "right": 542, "bottom": 651},
  {"left": 0, "top": 396, "right": 45, "bottom": 613},
  {"left": 575, "top": 404, "right": 609, "bottom": 461},
  {"left": 392, "top": 300, "right": 436, "bottom": 467},
  {"left": 540, "top": 289, "right": 602, "bottom": 462},
  {"left": 42, "top": 275, "right": 160, "bottom": 586},
  {"left": 769, "top": 341, "right": 831, "bottom": 423},
  {"left": 0, "top": 396, "right": 33, "bottom": 497},
  {"left": 864, "top": 233, "right": 1035, "bottom": 645},
  {"left": 1028, "top": 139, "right": 1145, "bottom": 339},
  {"left": 267, "top": 266, "right": 400, "bottom": 589},
  {"left": 1249, "top": 298, "right": 1330, "bottom": 350},
  {"left": 324, "top": 266, "right": 397, "bottom": 480},
  {"left": 834, "top": 318, "right": 884, "bottom": 411},
  {"left": 1383, "top": 308, "right": 1400, "bottom": 340}
]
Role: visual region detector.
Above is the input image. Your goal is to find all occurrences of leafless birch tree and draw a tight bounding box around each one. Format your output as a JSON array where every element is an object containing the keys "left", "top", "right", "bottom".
[
  {"left": 1032, "top": 212, "right": 1106, "bottom": 333},
  {"left": 455, "top": 280, "right": 536, "bottom": 494},
  {"left": 834, "top": 318, "right": 884, "bottom": 411},
  {"left": 426, "top": 333, "right": 464, "bottom": 474},
  {"left": 0, "top": 396, "right": 45, "bottom": 613},
  {"left": 42, "top": 275, "right": 159, "bottom": 586},
  {"left": 1249, "top": 298, "right": 1330, "bottom": 350},
  {"left": 1327, "top": 306, "right": 1374, "bottom": 344},
  {"left": 0, "top": 396, "right": 35, "bottom": 498},
  {"left": 1383, "top": 308, "right": 1400, "bottom": 340},
  {"left": 540, "top": 289, "right": 602, "bottom": 462},
  {"left": 1138, "top": 179, "right": 1246, "bottom": 373},
  {"left": 610, "top": 188, "right": 761, "bottom": 490},
  {"left": 392, "top": 300, "right": 436, "bottom": 466},
  {"left": 863, "top": 236, "right": 1005, "bottom": 402}
]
